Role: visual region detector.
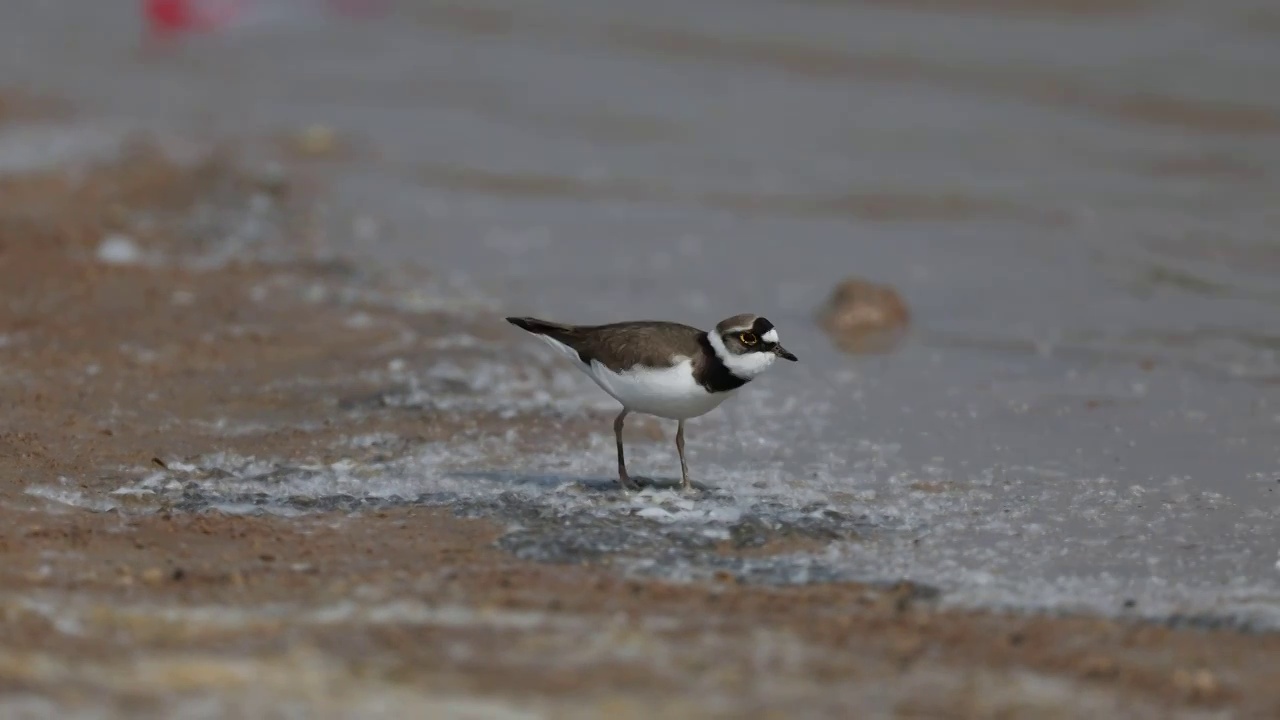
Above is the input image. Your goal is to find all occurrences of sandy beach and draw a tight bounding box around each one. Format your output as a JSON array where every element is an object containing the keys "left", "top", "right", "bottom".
[
  {"left": 2, "top": 0, "right": 1280, "bottom": 716},
  {"left": 0, "top": 139, "right": 1273, "bottom": 718}
]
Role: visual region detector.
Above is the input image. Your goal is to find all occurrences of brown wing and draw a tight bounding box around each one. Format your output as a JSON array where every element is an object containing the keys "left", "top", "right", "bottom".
[{"left": 507, "top": 317, "right": 703, "bottom": 373}]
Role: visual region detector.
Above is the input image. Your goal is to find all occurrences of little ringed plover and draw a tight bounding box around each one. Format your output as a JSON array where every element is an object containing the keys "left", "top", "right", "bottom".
[{"left": 505, "top": 313, "right": 797, "bottom": 492}]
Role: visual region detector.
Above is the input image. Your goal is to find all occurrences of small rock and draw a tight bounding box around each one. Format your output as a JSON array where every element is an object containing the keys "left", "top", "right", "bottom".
[
  {"left": 1079, "top": 655, "right": 1118, "bottom": 679},
  {"left": 292, "top": 124, "right": 338, "bottom": 157},
  {"left": 141, "top": 567, "right": 165, "bottom": 585},
  {"left": 96, "top": 234, "right": 144, "bottom": 265},
  {"left": 1173, "top": 668, "right": 1222, "bottom": 702},
  {"left": 876, "top": 580, "right": 939, "bottom": 613},
  {"left": 816, "top": 277, "right": 910, "bottom": 354}
]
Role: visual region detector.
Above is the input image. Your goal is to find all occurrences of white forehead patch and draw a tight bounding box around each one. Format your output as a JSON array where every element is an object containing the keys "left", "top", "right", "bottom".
[{"left": 762, "top": 328, "right": 779, "bottom": 343}]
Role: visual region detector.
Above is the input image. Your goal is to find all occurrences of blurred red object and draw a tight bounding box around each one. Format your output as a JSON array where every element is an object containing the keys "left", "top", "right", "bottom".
[
  {"left": 143, "top": 0, "right": 386, "bottom": 36},
  {"left": 143, "top": 0, "right": 247, "bottom": 34}
]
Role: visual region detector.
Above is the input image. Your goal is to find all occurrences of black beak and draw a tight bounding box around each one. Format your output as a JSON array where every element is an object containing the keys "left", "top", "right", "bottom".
[{"left": 773, "top": 344, "right": 798, "bottom": 362}]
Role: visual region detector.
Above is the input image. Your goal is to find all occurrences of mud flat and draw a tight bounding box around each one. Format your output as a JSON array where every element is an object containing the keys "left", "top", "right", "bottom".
[{"left": 0, "top": 130, "right": 1273, "bottom": 719}]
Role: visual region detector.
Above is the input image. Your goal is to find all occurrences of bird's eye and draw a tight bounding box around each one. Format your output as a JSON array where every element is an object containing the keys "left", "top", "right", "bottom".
[{"left": 739, "top": 332, "right": 757, "bottom": 346}]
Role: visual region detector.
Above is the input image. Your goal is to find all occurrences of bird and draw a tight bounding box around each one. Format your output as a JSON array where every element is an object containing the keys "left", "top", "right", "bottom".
[{"left": 505, "top": 313, "right": 797, "bottom": 492}]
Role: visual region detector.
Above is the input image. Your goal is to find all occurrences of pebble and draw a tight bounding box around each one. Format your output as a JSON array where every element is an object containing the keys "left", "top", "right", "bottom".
[
  {"left": 96, "top": 233, "right": 144, "bottom": 265},
  {"left": 815, "top": 276, "right": 910, "bottom": 354},
  {"left": 292, "top": 124, "right": 338, "bottom": 157},
  {"left": 1172, "top": 668, "right": 1222, "bottom": 702},
  {"left": 1079, "top": 654, "right": 1118, "bottom": 679}
]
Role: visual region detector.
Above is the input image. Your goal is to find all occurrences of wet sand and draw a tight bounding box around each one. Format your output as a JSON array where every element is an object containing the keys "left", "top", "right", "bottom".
[
  {"left": 1, "top": 139, "right": 1278, "bottom": 719},
  {"left": 3, "top": 0, "right": 1280, "bottom": 715}
]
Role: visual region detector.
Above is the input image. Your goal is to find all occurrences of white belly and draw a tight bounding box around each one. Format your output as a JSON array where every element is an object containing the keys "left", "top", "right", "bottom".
[
  {"left": 585, "top": 357, "right": 730, "bottom": 419},
  {"left": 536, "top": 335, "right": 731, "bottom": 420}
]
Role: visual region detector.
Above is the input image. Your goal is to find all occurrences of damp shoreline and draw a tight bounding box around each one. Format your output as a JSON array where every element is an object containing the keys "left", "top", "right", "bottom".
[
  {"left": 2, "top": 0, "right": 1280, "bottom": 714},
  {"left": 0, "top": 133, "right": 1273, "bottom": 717}
]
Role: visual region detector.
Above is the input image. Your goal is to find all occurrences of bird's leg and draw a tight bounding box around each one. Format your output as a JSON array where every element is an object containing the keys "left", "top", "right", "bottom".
[
  {"left": 676, "top": 420, "right": 692, "bottom": 492},
  {"left": 614, "top": 409, "right": 638, "bottom": 491}
]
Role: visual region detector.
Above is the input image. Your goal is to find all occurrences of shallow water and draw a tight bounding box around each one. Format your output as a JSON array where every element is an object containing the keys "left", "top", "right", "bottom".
[{"left": 4, "top": 0, "right": 1280, "bottom": 627}]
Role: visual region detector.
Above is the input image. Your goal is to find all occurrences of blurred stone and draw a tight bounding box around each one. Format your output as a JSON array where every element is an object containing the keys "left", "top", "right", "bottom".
[
  {"left": 1079, "top": 654, "right": 1118, "bottom": 679},
  {"left": 816, "top": 277, "right": 910, "bottom": 354},
  {"left": 1173, "top": 668, "right": 1222, "bottom": 702},
  {"left": 97, "top": 233, "right": 144, "bottom": 265},
  {"left": 291, "top": 124, "right": 338, "bottom": 157}
]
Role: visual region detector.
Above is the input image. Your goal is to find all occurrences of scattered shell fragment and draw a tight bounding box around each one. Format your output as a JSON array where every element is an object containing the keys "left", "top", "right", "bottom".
[
  {"left": 815, "top": 276, "right": 910, "bottom": 354},
  {"left": 97, "top": 233, "right": 144, "bottom": 265}
]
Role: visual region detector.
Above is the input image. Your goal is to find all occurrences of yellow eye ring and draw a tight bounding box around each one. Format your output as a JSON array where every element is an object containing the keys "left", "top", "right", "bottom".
[{"left": 739, "top": 332, "right": 758, "bottom": 346}]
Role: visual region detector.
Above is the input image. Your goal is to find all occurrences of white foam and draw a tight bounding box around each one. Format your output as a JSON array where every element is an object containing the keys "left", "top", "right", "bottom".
[
  {"left": 25, "top": 484, "right": 119, "bottom": 513},
  {"left": 62, "top": 337, "right": 1280, "bottom": 630},
  {"left": 10, "top": 593, "right": 592, "bottom": 636}
]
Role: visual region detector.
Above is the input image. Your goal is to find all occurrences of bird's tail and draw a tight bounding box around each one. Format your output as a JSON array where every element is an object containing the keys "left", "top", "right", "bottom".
[{"left": 505, "top": 316, "right": 572, "bottom": 338}]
